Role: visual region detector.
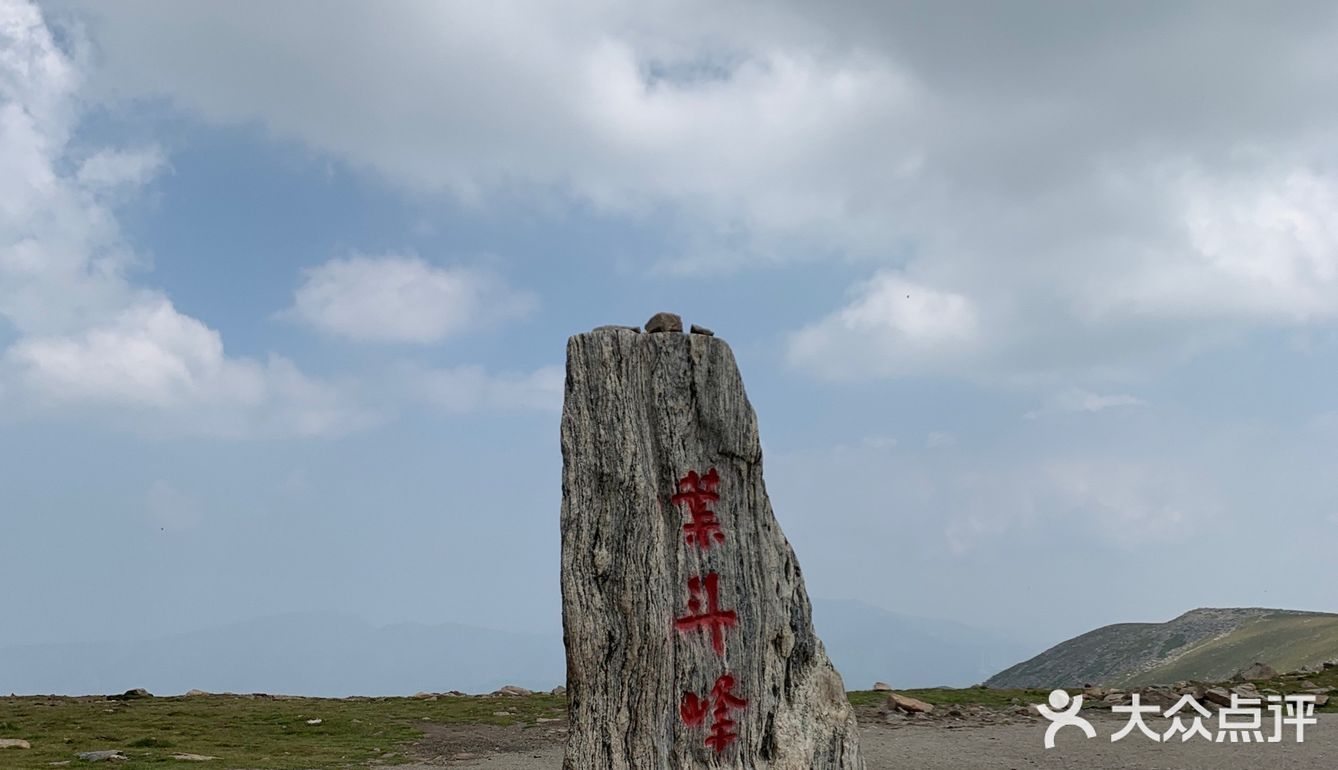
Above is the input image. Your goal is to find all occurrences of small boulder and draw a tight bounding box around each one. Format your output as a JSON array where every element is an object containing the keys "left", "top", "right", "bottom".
[
  {"left": 494, "top": 685, "right": 532, "bottom": 697},
  {"left": 183, "top": 689, "right": 209, "bottom": 697},
  {"left": 1204, "top": 688, "right": 1232, "bottom": 707},
  {"left": 170, "top": 754, "right": 216, "bottom": 762},
  {"left": 885, "top": 691, "right": 934, "bottom": 714},
  {"left": 644, "top": 312, "right": 683, "bottom": 333},
  {"left": 550, "top": 686, "right": 566, "bottom": 696},
  {"left": 689, "top": 324, "right": 714, "bottom": 336},
  {"left": 108, "top": 688, "right": 152, "bottom": 701},
  {"left": 77, "top": 751, "right": 128, "bottom": 762},
  {"left": 872, "top": 682, "right": 892, "bottom": 692},
  {"left": 1103, "top": 692, "right": 1130, "bottom": 704},
  {"left": 305, "top": 718, "right": 322, "bottom": 725},
  {"left": 594, "top": 324, "right": 641, "bottom": 333},
  {"left": 1138, "top": 687, "right": 1178, "bottom": 708},
  {"left": 0, "top": 739, "right": 31, "bottom": 749},
  {"left": 1175, "top": 683, "right": 1206, "bottom": 699},
  {"left": 1238, "top": 662, "right": 1277, "bottom": 681},
  {"left": 1314, "top": 694, "right": 1330, "bottom": 708},
  {"left": 1230, "top": 683, "right": 1261, "bottom": 699}
]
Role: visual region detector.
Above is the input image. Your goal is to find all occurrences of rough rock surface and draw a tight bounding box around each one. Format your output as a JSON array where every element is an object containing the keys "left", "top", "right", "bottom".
[
  {"left": 1238, "top": 662, "right": 1278, "bottom": 681},
  {"left": 560, "top": 327, "right": 863, "bottom": 769},
  {"left": 644, "top": 312, "right": 683, "bottom": 333},
  {"left": 78, "top": 750, "right": 127, "bottom": 762}
]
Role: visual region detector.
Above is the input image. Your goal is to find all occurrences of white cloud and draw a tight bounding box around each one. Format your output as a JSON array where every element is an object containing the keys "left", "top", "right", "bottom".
[
  {"left": 406, "top": 363, "right": 563, "bottom": 414},
  {"left": 41, "top": 1, "right": 1338, "bottom": 383},
  {"left": 925, "top": 431, "right": 956, "bottom": 449},
  {"left": 286, "top": 254, "right": 535, "bottom": 344},
  {"left": 0, "top": 0, "right": 369, "bottom": 437},
  {"left": 1043, "top": 458, "right": 1203, "bottom": 548},
  {"left": 1023, "top": 388, "right": 1146, "bottom": 419},
  {"left": 787, "top": 272, "right": 979, "bottom": 379},
  {"left": 4, "top": 298, "right": 370, "bottom": 437},
  {"left": 76, "top": 147, "right": 167, "bottom": 188}
]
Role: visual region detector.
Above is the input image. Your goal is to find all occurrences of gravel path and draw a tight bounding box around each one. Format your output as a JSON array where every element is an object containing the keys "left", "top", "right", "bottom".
[{"left": 398, "top": 713, "right": 1338, "bottom": 769}]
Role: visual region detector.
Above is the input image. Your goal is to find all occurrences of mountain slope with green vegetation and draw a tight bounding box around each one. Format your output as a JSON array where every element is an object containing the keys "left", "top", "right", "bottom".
[{"left": 986, "top": 608, "right": 1338, "bottom": 689}]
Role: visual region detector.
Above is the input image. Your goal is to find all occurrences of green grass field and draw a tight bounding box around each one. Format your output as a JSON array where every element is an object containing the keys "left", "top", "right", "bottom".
[
  {"left": 0, "top": 693, "right": 564, "bottom": 769},
  {"left": 1, "top": 671, "right": 1332, "bottom": 770}
]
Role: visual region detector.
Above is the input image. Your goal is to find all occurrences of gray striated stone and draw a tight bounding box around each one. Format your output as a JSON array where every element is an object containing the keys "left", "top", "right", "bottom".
[
  {"left": 560, "top": 328, "right": 863, "bottom": 769},
  {"left": 643, "top": 311, "right": 683, "bottom": 333},
  {"left": 77, "top": 751, "right": 127, "bottom": 762}
]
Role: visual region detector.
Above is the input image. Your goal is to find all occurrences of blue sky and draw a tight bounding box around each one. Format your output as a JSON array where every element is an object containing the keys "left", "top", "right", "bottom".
[{"left": 4, "top": 0, "right": 1338, "bottom": 672}]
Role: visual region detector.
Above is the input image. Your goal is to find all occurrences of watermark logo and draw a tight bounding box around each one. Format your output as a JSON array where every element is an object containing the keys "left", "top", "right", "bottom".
[{"left": 1036, "top": 690, "right": 1318, "bottom": 748}]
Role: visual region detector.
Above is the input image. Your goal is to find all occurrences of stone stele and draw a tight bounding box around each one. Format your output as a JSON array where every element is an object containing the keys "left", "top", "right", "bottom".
[{"left": 560, "top": 324, "right": 864, "bottom": 769}]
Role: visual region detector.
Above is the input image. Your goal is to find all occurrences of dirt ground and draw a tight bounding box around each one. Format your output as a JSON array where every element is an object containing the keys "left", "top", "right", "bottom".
[{"left": 395, "top": 712, "right": 1338, "bottom": 769}]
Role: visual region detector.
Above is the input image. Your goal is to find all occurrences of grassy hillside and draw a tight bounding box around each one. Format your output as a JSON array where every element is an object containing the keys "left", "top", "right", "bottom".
[
  {"left": 1129, "top": 612, "right": 1338, "bottom": 686},
  {"left": 987, "top": 607, "right": 1338, "bottom": 689}
]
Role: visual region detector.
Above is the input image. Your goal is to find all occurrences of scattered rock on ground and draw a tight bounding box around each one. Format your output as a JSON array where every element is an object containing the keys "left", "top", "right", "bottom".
[
  {"left": 108, "top": 688, "right": 151, "bottom": 701},
  {"left": 1204, "top": 687, "right": 1232, "bottom": 706},
  {"left": 549, "top": 686, "right": 565, "bottom": 696},
  {"left": 1175, "top": 682, "right": 1206, "bottom": 699},
  {"left": 1238, "top": 662, "right": 1278, "bottom": 681},
  {"left": 643, "top": 311, "right": 683, "bottom": 333},
  {"left": 0, "top": 739, "right": 31, "bottom": 749},
  {"left": 170, "top": 754, "right": 216, "bottom": 762},
  {"left": 873, "top": 682, "right": 892, "bottom": 691},
  {"left": 886, "top": 692, "right": 935, "bottom": 714},
  {"left": 77, "top": 751, "right": 127, "bottom": 762},
  {"left": 1138, "top": 686, "right": 1178, "bottom": 707},
  {"left": 305, "top": 718, "right": 322, "bottom": 725},
  {"left": 183, "top": 689, "right": 209, "bottom": 697},
  {"left": 494, "top": 685, "right": 532, "bottom": 697}
]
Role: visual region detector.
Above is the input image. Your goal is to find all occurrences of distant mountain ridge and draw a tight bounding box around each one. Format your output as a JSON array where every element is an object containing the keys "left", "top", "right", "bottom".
[
  {"left": 986, "top": 607, "right": 1338, "bottom": 689},
  {"left": 1, "top": 601, "right": 1028, "bottom": 696},
  {"left": 0, "top": 612, "right": 565, "bottom": 697}
]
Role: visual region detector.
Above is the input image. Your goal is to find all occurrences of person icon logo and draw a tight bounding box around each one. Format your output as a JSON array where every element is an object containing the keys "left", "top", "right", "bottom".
[{"left": 1036, "top": 689, "right": 1097, "bottom": 749}]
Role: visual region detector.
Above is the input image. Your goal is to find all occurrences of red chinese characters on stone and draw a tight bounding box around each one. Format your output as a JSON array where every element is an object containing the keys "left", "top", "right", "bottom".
[
  {"left": 671, "top": 468, "right": 749, "bottom": 755},
  {"left": 680, "top": 674, "right": 749, "bottom": 754},
  {"left": 679, "top": 692, "right": 709, "bottom": 727},
  {"left": 672, "top": 468, "right": 725, "bottom": 549},
  {"left": 674, "top": 572, "right": 738, "bottom": 656}
]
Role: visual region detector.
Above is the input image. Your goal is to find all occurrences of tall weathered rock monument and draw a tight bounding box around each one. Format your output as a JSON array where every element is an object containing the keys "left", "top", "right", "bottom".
[{"left": 560, "top": 315, "right": 864, "bottom": 769}]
